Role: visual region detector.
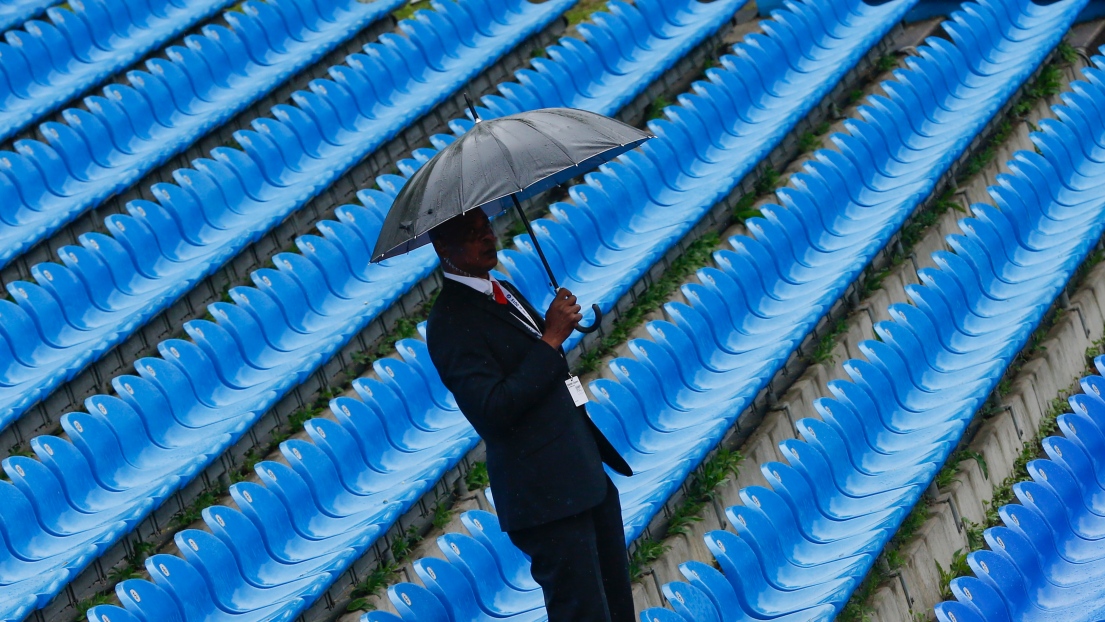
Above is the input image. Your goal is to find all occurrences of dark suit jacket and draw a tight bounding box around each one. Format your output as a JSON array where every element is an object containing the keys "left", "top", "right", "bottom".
[{"left": 426, "top": 278, "right": 632, "bottom": 532}]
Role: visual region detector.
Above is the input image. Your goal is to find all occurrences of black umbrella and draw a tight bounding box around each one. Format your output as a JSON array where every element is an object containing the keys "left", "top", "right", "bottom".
[{"left": 371, "top": 100, "right": 653, "bottom": 333}]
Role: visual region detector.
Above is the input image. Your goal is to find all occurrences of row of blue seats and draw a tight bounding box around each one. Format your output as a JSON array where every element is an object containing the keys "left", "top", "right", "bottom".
[
  {"left": 46, "top": 0, "right": 928, "bottom": 620},
  {"left": 633, "top": 5, "right": 1103, "bottom": 622},
  {"left": 0, "top": 0, "right": 565, "bottom": 267},
  {"left": 0, "top": 0, "right": 236, "bottom": 140},
  {"left": 936, "top": 360, "right": 1105, "bottom": 621},
  {"left": 0, "top": 0, "right": 743, "bottom": 433},
  {"left": 0, "top": 0, "right": 748, "bottom": 618},
  {"left": 375, "top": 6, "right": 1092, "bottom": 619}
]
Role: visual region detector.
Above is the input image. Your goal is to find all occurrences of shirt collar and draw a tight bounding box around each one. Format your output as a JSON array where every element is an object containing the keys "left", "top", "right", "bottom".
[{"left": 443, "top": 271, "right": 498, "bottom": 297}]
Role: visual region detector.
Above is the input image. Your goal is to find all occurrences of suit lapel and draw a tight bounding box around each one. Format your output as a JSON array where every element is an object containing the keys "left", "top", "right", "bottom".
[{"left": 443, "top": 279, "right": 543, "bottom": 341}]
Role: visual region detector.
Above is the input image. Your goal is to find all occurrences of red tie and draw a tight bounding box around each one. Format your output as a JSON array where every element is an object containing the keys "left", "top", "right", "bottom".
[{"left": 491, "top": 281, "right": 508, "bottom": 305}]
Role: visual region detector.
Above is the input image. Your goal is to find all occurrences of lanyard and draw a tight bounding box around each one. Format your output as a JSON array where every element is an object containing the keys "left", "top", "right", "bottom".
[{"left": 498, "top": 286, "right": 542, "bottom": 337}]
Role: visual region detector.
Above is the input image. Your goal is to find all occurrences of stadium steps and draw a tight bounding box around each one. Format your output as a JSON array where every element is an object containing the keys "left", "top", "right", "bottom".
[
  {"left": 0, "top": 0, "right": 579, "bottom": 454},
  {"left": 366, "top": 1, "right": 1091, "bottom": 618},
  {"left": 0, "top": 2, "right": 751, "bottom": 619},
  {"left": 629, "top": 37, "right": 1097, "bottom": 620},
  {"left": 62, "top": 2, "right": 941, "bottom": 618},
  {"left": 36, "top": 2, "right": 914, "bottom": 618},
  {"left": 833, "top": 47, "right": 1105, "bottom": 620},
  {"left": 934, "top": 361, "right": 1105, "bottom": 622},
  {"left": 0, "top": 0, "right": 569, "bottom": 278},
  {"left": 631, "top": 5, "right": 1105, "bottom": 621},
  {"left": 503, "top": 0, "right": 1078, "bottom": 550},
  {"left": 879, "top": 48, "right": 1105, "bottom": 620},
  {"left": 0, "top": 3, "right": 738, "bottom": 457}
]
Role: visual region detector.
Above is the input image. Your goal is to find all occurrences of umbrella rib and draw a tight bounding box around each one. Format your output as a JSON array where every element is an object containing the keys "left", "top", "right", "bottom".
[
  {"left": 516, "top": 116, "right": 580, "bottom": 166},
  {"left": 486, "top": 127, "right": 526, "bottom": 195}
]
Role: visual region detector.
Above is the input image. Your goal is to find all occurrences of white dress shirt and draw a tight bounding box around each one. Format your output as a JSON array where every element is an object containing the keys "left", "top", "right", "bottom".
[{"left": 443, "top": 272, "right": 541, "bottom": 335}]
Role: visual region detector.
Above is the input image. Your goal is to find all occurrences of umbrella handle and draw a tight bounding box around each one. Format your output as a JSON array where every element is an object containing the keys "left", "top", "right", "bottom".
[{"left": 575, "top": 304, "right": 603, "bottom": 334}]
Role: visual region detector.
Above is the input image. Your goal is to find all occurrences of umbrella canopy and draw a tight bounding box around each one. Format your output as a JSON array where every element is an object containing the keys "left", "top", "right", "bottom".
[{"left": 371, "top": 107, "right": 653, "bottom": 262}]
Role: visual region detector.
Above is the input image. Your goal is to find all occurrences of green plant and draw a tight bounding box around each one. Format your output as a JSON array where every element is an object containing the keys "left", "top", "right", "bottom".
[
  {"left": 465, "top": 461, "right": 490, "bottom": 491},
  {"left": 875, "top": 53, "right": 898, "bottom": 73},
  {"left": 666, "top": 449, "right": 742, "bottom": 536},
  {"left": 797, "top": 131, "right": 822, "bottom": 153},
  {"left": 172, "top": 484, "right": 226, "bottom": 527},
  {"left": 432, "top": 499, "right": 454, "bottom": 530},
  {"left": 934, "top": 449, "right": 986, "bottom": 489},
  {"left": 346, "top": 526, "right": 424, "bottom": 611},
  {"left": 107, "top": 541, "right": 155, "bottom": 584},
  {"left": 731, "top": 192, "right": 761, "bottom": 222},
  {"left": 391, "top": 0, "right": 424, "bottom": 21},
  {"left": 75, "top": 593, "right": 113, "bottom": 619},
  {"left": 564, "top": 0, "right": 609, "bottom": 26},
  {"left": 628, "top": 539, "right": 669, "bottom": 580},
  {"left": 645, "top": 95, "right": 672, "bottom": 121},
  {"left": 808, "top": 317, "right": 848, "bottom": 364},
  {"left": 1057, "top": 42, "right": 1078, "bottom": 64},
  {"left": 936, "top": 550, "right": 971, "bottom": 600},
  {"left": 231, "top": 448, "right": 263, "bottom": 483},
  {"left": 963, "top": 518, "right": 984, "bottom": 551}
]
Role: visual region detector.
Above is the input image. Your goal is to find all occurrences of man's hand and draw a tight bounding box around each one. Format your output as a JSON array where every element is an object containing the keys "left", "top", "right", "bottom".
[{"left": 541, "top": 287, "right": 582, "bottom": 349}]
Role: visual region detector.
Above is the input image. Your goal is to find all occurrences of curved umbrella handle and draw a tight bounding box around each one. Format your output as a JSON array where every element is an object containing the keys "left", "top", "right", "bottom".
[{"left": 575, "top": 304, "right": 603, "bottom": 334}]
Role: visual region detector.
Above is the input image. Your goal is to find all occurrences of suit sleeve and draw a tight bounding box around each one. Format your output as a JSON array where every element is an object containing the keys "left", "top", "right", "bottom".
[{"left": 431, "top": 324, "right": 569, "bottom": 437}]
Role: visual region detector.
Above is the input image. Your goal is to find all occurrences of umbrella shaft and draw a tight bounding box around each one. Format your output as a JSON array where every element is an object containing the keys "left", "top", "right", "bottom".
[{"left": 511, "top": 194, "right": 560, "bottom": 292}]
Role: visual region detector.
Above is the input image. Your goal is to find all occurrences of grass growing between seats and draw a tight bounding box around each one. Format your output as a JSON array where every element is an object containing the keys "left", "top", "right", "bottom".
[
  {"left": 572, "top": 232, "right": 721, "bottom": 375},
  {"left": 347, "top": 525, "right": 425, "bottom": 611},
  {"left": 628, "top": 448, "right": 742, "bottom": 580},
  {"left": 465, "top": 461, "right": 490, "bottom": 491},
  {"left": 827, "top": 43, "right": 1086, "bottom": 620},
  {"left": 840, "top": 257, "right": 1105, "bottom": 619},
  {"left": 391, "top": 0, "right": 429, "bottom": 21},
  {"left": 565, "top": 0, "right": 611, "bottom": 26},
  {"left": 957, "top": 44, "right": 1075, "bottom": 182}
]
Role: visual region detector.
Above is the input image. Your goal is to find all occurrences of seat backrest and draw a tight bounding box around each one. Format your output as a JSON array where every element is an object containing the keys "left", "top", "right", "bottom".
[{"left": 662, "top": 581, "right": 720, "bottom": 622}]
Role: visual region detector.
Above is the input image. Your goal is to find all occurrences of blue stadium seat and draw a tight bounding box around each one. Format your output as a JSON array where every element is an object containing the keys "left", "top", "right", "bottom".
[
  {"left": 640, "top": 609, "right": 687, "bottom": 622},
  {"left": 437, "top": 533, "right": 545, "bottom": 616}
]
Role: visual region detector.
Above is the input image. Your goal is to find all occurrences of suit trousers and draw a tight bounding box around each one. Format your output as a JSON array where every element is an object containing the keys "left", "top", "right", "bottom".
[{"left": 506, "top": 476, "right": 635, "bottom": 622}]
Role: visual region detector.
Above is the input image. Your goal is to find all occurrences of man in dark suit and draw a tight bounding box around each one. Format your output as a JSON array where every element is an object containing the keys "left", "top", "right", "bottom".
[{"left": 424, "top": 209, "right": 635, "bottom": 622}]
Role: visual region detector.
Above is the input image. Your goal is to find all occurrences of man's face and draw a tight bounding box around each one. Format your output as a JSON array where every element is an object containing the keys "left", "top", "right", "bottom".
[{"left": 433, "top": 210, "right": 499, "bottom": 275}]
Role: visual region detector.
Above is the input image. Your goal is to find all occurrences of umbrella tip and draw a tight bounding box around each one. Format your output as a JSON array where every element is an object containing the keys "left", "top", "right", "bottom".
[{"left": 463, "top": 92, "right": 481, "bottom": 123}]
